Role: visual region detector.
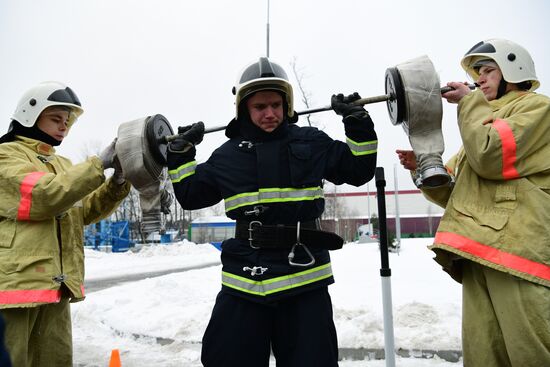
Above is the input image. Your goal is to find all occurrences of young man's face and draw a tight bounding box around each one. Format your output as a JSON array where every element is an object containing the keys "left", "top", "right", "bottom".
[
  {"left": 476, "top": 63, "right": 504, "bottom": 101},
  {"left": 36, "top": 106, "right": 72, "bottom": 142},
  {"left": 246, "top": 91, "right": 284, "bottom": 132}
]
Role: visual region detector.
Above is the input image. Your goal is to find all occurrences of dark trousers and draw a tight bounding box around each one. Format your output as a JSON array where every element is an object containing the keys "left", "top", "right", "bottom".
[
  {"left": 201, "top": 287, "right": 339, "bottom": 367},
  {"left": 0, "top": 313, "right": 12, "bottom": 367}
]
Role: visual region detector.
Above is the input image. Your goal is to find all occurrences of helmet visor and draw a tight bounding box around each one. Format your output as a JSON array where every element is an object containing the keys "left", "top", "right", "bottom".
[
  {"left": 48, "top": 87, "right": 81, "bottom": 106},
  {"left": 465, "top": 41, "right": 497, "bottom": 56}
]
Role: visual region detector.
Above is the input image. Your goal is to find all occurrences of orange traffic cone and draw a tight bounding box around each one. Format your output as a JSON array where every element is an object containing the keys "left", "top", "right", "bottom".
[{"left": 109, "top": 349, "right": 121, "bottom": 367}]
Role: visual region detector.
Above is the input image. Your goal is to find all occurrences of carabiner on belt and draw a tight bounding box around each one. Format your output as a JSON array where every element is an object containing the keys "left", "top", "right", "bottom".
[
  {"left": 248, "top": 220, "right": 262, "bottom": 249},
  {"left": 288, "top": 221, "right": 316, "bottom": 267}
]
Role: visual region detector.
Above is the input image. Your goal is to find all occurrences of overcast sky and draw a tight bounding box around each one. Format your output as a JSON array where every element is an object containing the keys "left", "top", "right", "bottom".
[{"left": 1, "top": 0, "right": 548, "bottom": 190}]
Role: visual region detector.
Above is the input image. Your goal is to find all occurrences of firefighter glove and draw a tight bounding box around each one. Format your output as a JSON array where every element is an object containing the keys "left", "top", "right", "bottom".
[
  {"left": 112, "top": 156, "right": 126, "bottom": 185},
  {"left": 168, "top": 121, "right": 205, "bottom": 153},
  {"left": 99, "top": 138, "right": 117, "bottom": 169},
  {"left": 331, "top": 92, "right": 367, "bottom": 117}
]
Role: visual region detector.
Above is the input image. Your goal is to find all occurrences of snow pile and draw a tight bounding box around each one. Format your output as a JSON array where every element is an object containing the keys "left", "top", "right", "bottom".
[
  {"left": 73, "top": 238, "right": 462, "bottom": 366},
  {"left": 84, "top": 240, "right": 221, "bottom": 280}
]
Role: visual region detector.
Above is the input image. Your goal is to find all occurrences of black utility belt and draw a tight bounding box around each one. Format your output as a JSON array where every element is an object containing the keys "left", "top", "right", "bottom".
[{"left": 234, "top": 220, "right": 344, "bottom": 251}]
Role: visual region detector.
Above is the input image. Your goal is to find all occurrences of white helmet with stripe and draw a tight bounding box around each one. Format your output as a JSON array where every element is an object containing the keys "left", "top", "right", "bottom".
[
  {"left": 461, "top": 38, "right": 539, "bottom": 91},
  {"left": 11, "top": 81, "right": 84, "bottom": 127}
]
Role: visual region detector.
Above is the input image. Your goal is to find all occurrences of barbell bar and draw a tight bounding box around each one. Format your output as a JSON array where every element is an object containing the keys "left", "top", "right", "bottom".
[{"left": 161, "top": 84, "right": 476, "bottom": 141}]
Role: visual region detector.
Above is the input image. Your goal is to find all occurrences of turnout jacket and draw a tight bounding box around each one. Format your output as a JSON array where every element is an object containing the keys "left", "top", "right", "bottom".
[
  {"left": 0, "top": 137, "right": 131, "bottom": 308},
  {"left": 422, "top": 90, "right": 550, "bottom": 288},
  {"left": 168, "top": 114, "right": 377, "bottom": 303}
]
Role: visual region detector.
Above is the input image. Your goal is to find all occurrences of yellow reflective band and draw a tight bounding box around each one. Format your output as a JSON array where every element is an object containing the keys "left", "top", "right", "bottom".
[
  {"left": 346, "top": 137, "right": 377, "bottom": 156},
  {"left": 168, "top": 161, "right": 197, "bottom": 183},
  {"left": 222, "top": 263, "right": 333, "bottom": 296},
  {"left": 224, "top": 187, "right": 324, "bottom": 213}
]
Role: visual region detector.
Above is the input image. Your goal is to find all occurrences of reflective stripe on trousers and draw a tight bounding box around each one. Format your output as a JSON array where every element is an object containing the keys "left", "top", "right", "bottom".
[{"left": 222, "top": 263, "right": 333, "bottom": 296}]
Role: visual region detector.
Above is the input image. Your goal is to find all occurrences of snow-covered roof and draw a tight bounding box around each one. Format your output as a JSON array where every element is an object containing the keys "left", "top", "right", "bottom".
[{"left": 191, "top": 216, "right": 236, "bottom": 224}]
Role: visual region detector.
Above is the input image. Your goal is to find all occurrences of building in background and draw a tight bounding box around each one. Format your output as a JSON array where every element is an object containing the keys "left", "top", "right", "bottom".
[
  {"left": 188, "top": 216, "right": 236, "bottom": 250},
  {"left": 323, "top": 189, "right": 443, "bottom": 241}
]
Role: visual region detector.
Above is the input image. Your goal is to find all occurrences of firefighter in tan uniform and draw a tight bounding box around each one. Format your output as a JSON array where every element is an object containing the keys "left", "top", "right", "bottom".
[
  {"left": 397, "top": 39, "right": 550, "bottom": 366},
  {"left": 0, "top": 81, "right": 131, "bottom": 367}
]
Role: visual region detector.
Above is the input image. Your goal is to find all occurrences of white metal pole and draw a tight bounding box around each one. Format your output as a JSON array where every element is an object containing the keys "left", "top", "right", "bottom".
[
  {"left": 266, "top": 0, "right": 270, "bottom": 58},
  {"left": 381, "top": 276, "right": 396, "bottom": 366},
  {"left": 393, "top": 164, "right": 401, "bottom": 248}
]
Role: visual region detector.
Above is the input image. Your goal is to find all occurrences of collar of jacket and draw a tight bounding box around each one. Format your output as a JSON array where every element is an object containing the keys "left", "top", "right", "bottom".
[
  {"left": 225, "top": 117, "right": 290, "bottom": 142},
  {"left": 489, "top": 90, "right": 531, "bottom": 110},
  {"left": 14, "top": 136, "right": 56, "bottom": 155}
]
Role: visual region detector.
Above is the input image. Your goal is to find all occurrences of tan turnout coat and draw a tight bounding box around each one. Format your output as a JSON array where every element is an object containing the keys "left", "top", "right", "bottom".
[
  {"left": 0, "top": 136, "right": 130, "bottom": 308},
  {"left": 422, "top": 90, "right": 550, "bottom": 288}
]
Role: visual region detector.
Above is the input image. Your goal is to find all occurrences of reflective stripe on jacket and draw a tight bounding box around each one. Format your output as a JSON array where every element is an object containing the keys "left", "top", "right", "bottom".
[
  {"left": 422, "top": 90, "right": 550, "bottom": 287},
  {"left": 0, "top": 137, "right": 131, "bottom": 308},
  {"left": 223, "top": 187, "right": 324, "bottom": 213}
]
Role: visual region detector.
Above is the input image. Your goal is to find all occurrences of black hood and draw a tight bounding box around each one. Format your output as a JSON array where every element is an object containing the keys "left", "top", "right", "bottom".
[
  {"left": 0, "top": 120, "right": 61, "bottom": 146},
  {"left": 225, "top": 114, "right": 292, "bottom": 141}
]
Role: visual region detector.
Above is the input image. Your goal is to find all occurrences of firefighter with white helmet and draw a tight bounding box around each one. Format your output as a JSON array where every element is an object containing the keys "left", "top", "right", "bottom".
[
  {"left": 460, "top": 38, "right": 540, "bottom": 94},
  {"left": 398, "top": 38, "right": 550, "bottom": 366},
  {"left": 0, "top": 81, "right": 130, "bottom": 366},
  {"left": 167, "top": 57, "right": 378, "bottom": 366}
]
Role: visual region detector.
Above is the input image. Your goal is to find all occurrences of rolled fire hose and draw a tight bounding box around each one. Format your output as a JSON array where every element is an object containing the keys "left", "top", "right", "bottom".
[
  {"left": 115, "top": 114, "right": 173, "bottom": 237},
  {"left": 388, "top": 55, "right": 450, "bottom": 188}
]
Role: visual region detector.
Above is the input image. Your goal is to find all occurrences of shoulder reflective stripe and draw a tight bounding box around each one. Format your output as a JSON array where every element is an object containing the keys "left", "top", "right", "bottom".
[
  {"left": 168, "top": 161, "right": 197, "bottom": 183},
  {"left": 224, "top": 187, "right": 324, "bottom": 212},
  {"left": 435, "top": 232, "right": 550, "bottom": 281},
  {"left": 17, "top": 172, "right": 46, "bottom": 220},
  {"left": 0, "top": 289, "right": 62, "bottom": 304},
  {"left": 492, "top": 119, "right": 519, "bottom": 179},
  {"left": 346, "top": 137, "right": 378, "bottom": 156},
  {"left": 222, "top": 263, "right": 333, "bottom": 296}
]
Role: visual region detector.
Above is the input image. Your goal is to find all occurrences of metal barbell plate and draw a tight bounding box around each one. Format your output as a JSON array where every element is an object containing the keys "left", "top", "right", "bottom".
[
  {"left": 145, "top": 114, "right": 174, "bottom": 165},
  {"left": 384, "top": 67, "right": 406, "bottom": 125}
]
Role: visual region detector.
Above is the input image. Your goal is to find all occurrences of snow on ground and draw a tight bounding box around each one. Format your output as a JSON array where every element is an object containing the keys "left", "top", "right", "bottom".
[{"left": 72, "top": 238, "right": 463, "bottom": 366}]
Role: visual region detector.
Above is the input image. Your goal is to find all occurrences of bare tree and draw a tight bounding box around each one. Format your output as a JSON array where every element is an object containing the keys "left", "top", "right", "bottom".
[
  {"left": 323, "top": 184, "right": 349, "bottom": 220},
  {"left": 289, "top": 57, "right": 322, "bottom": 129},
  {"left": 77, "top": 139, "right": 104, "bottom": 163}
]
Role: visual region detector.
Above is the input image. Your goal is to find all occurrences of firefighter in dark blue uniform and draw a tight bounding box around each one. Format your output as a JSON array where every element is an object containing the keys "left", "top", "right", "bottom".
[{"left": 167, "top": 57, "right": 378, "bottom": 367}]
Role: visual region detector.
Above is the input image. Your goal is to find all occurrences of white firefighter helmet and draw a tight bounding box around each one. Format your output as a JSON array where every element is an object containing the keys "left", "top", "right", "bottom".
[
  {"left": 461, "top": 38, "right": 539, "bottom": 91},
  {"left": 232, "top": 57, "right": 294, "bottom": 119},
  {"left": 11, "top": 81, "right": 84, "bottom": 127}
]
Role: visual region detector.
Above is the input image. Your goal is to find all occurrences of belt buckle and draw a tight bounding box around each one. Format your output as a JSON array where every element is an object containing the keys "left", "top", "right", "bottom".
[{"left": 248, "top": 221, "right": 262, "bottom": 249}]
